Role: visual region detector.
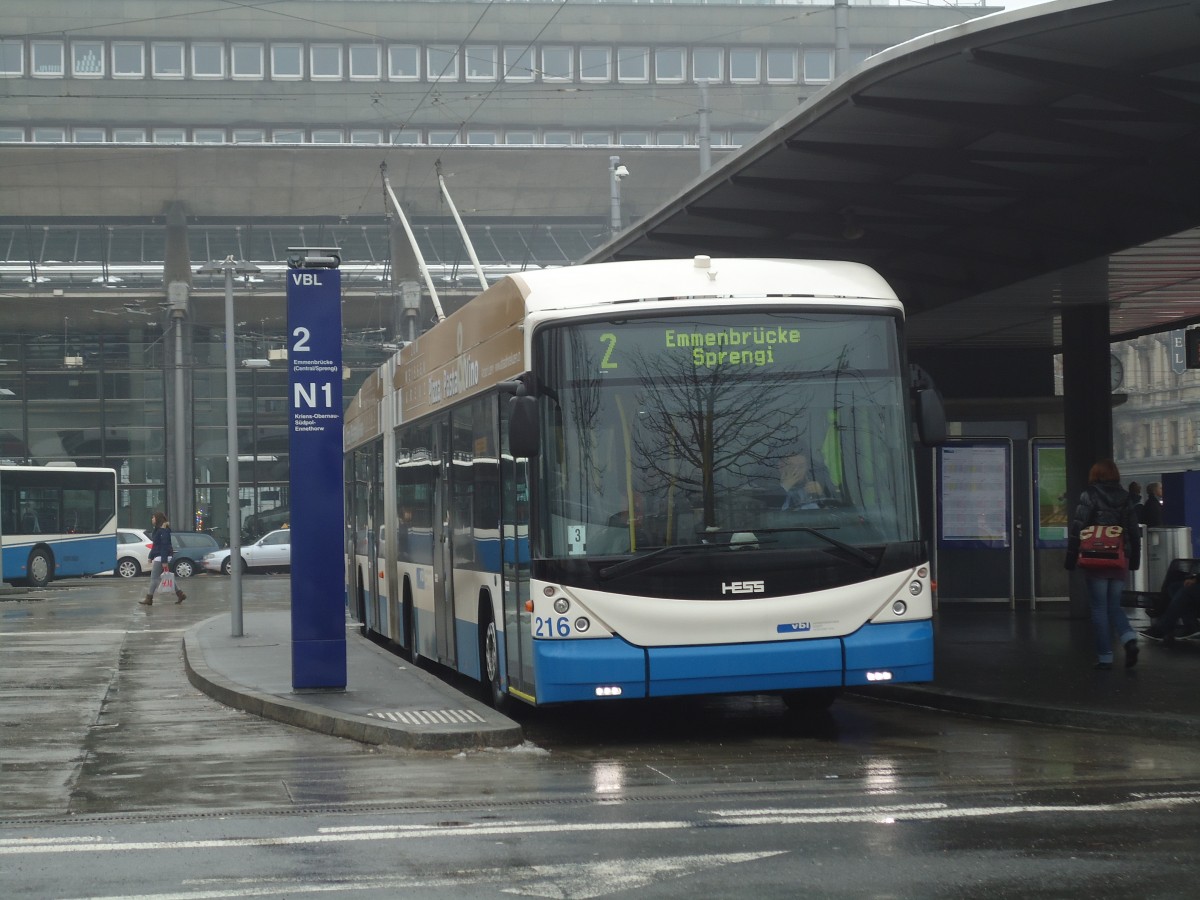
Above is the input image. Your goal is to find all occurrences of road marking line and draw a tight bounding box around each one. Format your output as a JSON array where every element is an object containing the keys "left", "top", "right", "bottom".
[
  {"left": 54, "top": 852, "right": 786, "bottom": 900},
  {"left": 0, "top": 820, "right": 692, "bottom": 855},
  {"left": 711, "top": 793, "right": 1200, "bottom": 825},
  {"left": 0, "top": 629, "right": 188, "bottom": 637},
  {"left": 712, "top": 802, "right": 948, "bottom": 817},
  {"left": 8, "top": 794, "right": 1200, "bottom": 860},
  {"left": 318, "top": 820, "right": 547, "bottom": 834}
]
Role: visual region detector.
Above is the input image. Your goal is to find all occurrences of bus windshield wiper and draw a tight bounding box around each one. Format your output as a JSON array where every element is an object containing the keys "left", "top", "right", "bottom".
[
  {"left": 748, "top": 526, "right": 878, "bottom": 567},
  {"left": 597, "top": 539, "right": 771, "bottom": 581}
]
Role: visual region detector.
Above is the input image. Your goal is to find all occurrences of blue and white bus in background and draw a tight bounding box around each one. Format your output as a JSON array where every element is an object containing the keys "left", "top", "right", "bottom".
[
  {"left": 344, "top": 257, "right": 945, "bottom": 710},
  {"left": 0, "top": 465, "right": 118, "bottom": 586}
]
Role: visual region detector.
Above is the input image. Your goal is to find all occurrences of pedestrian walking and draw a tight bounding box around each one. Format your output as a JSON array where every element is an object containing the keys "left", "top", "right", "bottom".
[
  {"left": 141, "top": 511, "right": 186, "bottom": 606},
  {"left": 1065, "top": 459, "right": 1140, "bottom": 670}
]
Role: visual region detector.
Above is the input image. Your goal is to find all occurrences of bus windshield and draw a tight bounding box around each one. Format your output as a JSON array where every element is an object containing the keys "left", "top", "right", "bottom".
[{"left": 534, "top": 309, "right": 918, "bottom": 559}]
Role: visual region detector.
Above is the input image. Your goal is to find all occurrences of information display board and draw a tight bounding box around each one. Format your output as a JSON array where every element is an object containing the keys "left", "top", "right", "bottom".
[
  {"left": 287, "top": 268, "right": 346, "bottom": 690},
  {"left": 937, "top": 441, "right": 1011, "bottom": 549}
]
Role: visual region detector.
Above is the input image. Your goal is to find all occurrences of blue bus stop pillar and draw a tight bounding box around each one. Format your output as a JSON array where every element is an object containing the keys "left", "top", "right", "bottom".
[{"left": 287, "top": 267, "right": 347, "bottom": 690}]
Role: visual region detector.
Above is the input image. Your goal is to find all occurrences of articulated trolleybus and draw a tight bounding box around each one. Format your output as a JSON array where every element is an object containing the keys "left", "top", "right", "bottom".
[{"left": 344, "top": 256, "right": 945, "bottom": 709}]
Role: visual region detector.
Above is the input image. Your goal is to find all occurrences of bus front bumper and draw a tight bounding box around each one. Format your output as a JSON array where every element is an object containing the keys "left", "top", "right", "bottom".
[{"left": 530, "top": 620, "right": 933, "bottom": 704}]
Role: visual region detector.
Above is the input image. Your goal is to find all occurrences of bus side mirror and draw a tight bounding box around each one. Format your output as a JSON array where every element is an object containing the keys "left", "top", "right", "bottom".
[
  {"left": 508, "top": 395, "right": 540, "bottom": 458},
  {"left": 911, "top": 364, "right": 947, "bottom": 446}
]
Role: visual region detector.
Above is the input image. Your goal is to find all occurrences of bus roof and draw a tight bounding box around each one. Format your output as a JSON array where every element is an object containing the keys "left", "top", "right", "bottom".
[
  {"left": 343, "top": 257, "right": 902, "bottom": 450},
  {"left": 505, "top": 257, "right": 900, "bottom": 314}
]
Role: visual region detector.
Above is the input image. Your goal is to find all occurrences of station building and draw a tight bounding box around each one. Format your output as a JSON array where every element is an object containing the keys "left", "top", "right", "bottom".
[{"left": 2, "top": 0, "right": 1002, "bottom": 542}]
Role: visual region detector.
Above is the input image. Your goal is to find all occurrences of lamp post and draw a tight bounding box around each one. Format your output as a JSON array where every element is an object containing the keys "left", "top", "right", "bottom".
[
  {"left": 609, "top": 155, "right": 630, "bottom": 236},
  {"left": 166, "top": 281, "right": 189, "bottom": 532},
  {"left": 197, "top": 255, "right": 260, "bottom": 638}
]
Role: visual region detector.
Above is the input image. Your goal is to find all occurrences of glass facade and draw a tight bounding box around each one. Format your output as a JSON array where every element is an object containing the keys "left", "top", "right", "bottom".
[
  {"left": 0, "top": 324, "right": 301, "bottom": 543},
  {"left": 0, "top": 216, "right": 613, "bottom": 540}
]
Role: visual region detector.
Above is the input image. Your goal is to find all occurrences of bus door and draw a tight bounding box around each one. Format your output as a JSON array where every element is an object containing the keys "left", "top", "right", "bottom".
[
  {"left": 500, "top": 403, "right": 535, "bottom": 700},
  {"left": 432, "top": 416, "right": 457, "bottom": 666},
  {"left": 350, "top": 448, "right": 372, "bottom": 624},
  {"left": 365, "top": 442, "right": 385, "bottom": 633}
]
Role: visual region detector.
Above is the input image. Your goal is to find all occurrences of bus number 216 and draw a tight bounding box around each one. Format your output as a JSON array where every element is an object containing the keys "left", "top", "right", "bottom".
[{"left": 534, "top": 616, "right": 571, "bottom": 638}]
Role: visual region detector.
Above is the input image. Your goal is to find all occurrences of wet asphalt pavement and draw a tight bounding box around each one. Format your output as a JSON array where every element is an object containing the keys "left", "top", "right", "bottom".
[{"left": 4, "top": 576, "right": 1200, "bottom": 898}]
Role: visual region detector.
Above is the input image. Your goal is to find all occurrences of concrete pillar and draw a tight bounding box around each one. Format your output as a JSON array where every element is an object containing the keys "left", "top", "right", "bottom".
[
  {"left": 1061, "top": 263, "right": 1113, "bottom": 618},
  {"left": 835, "top": 0, "right": 850, "bottom": 78}
]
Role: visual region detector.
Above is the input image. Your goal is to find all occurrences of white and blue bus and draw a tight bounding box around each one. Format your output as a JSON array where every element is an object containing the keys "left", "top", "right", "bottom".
[
  {"left": 344, "top": 257, "right": 944, "bottom": 709},
  {"left": 0, "top": 465, "right": 118, "bottom": 586}
]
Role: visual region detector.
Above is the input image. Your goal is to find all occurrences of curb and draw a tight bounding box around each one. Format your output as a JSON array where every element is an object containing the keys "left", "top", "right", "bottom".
[
  {"left": 182, "top": 626, "right": 524, "bottom": 751},
  {"left": 854, "top": 684, "right": 1200, "bottom": 740}
]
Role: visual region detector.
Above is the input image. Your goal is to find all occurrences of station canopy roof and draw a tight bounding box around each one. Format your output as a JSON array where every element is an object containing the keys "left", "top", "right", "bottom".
[
  {"left": 0, "top": 219, "right": 607, "bottom": 293},
  {"left": 587, "top": 0, "right": 1200, "bottom": 351}
]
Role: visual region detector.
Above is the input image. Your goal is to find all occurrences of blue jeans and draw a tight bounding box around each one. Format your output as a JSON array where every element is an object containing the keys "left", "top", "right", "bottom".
[{"left": 1085, "top": 575, "right": 1136, "bottom": 663}]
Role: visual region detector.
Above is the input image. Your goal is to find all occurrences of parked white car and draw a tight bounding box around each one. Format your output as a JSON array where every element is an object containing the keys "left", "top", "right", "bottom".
[
  {"left": 114, "top": 527, "right": 153, "bottom": 578},
  {"left": 203, "top": 528, "right": 291, "bottom": 575}
]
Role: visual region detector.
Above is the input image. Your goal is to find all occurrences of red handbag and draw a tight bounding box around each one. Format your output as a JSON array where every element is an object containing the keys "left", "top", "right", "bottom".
[{"left": 1077, "top": 525, "right": 1127, "bottom": 571}]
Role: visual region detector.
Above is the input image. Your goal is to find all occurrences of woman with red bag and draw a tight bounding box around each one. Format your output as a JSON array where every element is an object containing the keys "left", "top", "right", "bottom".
[{"left": 1065, "top": 459, "right": 1140, "bottom": 670}]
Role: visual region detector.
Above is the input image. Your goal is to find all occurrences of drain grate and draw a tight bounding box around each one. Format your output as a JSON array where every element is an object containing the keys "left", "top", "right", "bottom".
[{"left": 368, "top": 708, "right": 487, "bottom": 726}]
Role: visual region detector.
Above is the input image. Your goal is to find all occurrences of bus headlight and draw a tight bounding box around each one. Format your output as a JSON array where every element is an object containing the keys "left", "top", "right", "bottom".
[
  {"left": 892, "top": 599, "right": 908, "bottom": 616},
  {"left": 908, "top": 580, "right": 922, "bottom": 596},
  {"left": 574, "top": 617, "right": 590, "bottom": 632},
  {"left": 553, "top": 597, "right": 570, "bottom": 614}
]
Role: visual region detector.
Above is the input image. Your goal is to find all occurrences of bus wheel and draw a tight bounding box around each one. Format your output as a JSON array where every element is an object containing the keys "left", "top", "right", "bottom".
[
  {"left": 479, "top": 611, "right": 509, "bottom": 712},
  {"left": 26, "top": 549, "right": 53, "bottom": 587},
  {"left": 781, "top": 688, "right": 840, "bottom": 712}
]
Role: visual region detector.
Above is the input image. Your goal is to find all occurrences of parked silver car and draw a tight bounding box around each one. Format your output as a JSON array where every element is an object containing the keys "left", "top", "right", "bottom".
[
  {"left": 203, "top": 528, "right": 290, "bottom": 575},
  {"left": 114, "top": 527, "right": 153, "bottom": 578}
]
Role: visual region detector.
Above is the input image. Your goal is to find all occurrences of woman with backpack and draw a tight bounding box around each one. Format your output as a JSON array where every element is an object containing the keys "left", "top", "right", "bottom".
[{"left": 1065, "top": 459, "right": 1140, "bottom": 669}]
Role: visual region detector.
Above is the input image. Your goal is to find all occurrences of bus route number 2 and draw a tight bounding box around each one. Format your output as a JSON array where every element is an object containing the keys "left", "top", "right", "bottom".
[{"left": 534, "top": 616, "right": 571, "bottom": 638}]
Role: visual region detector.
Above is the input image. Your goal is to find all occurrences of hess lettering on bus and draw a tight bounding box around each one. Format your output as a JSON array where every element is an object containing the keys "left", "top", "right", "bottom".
[{"left": 721, "top": 580, "right": 765, "bottom": 595}]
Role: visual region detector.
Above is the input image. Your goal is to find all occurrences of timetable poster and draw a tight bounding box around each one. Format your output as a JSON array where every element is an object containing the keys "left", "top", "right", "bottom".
[{"left": 938, "top": 442, "right": 1010, "bottom": 548}]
